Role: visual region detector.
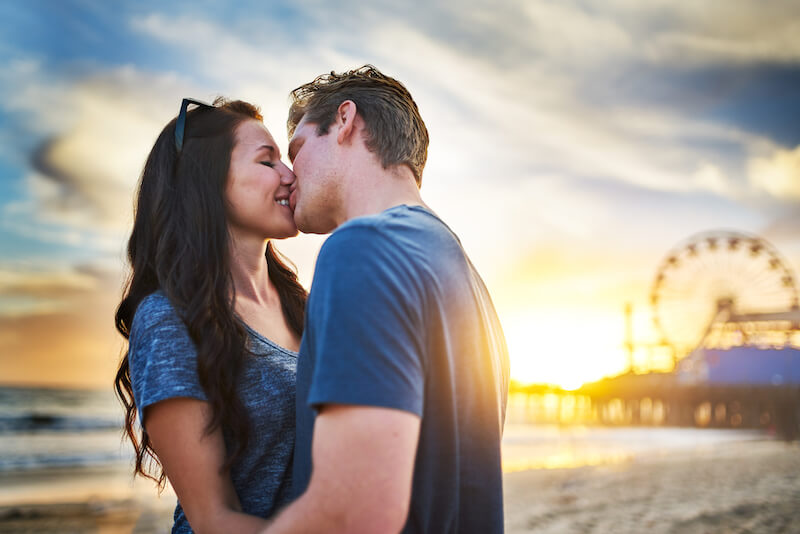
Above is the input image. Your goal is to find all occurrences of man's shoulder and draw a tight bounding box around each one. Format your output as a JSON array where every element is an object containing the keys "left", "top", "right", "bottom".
[
  {"left": 310, "top": 206, "right": 452, "bottom": 296},
  {"left": 324, "top": 204, "right": 452, "bottom": 253}
]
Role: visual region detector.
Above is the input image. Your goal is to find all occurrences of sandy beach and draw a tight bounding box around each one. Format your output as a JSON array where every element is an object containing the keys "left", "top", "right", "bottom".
[
  {"left": 1, "top": 434, "right": 798, "bottom": 533},
  {"left": 504, "top": 439, "right": 800, "bottom": 534}
]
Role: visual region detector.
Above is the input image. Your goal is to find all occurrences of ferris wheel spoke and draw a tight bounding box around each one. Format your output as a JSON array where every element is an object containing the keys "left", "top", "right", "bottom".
[
  {"left": 746, "top": 260, "right": 783, "bottom": 290},
  {"left": 745, "top": 266, "right": 773, "bottom": 292}
]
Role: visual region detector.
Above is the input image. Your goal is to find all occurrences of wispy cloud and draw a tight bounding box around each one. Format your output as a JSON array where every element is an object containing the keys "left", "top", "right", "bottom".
[
  {"left": 0, "top": 60, "right": 200, "bottom": 246},
  {"left": 0, "top": 268, "right": 96, "bottom": 297},
  {"left": 5, "top": 3, "right": 796, "bottom": 251},
  {"left": 0, "top": 261, "right": 120, "bottom": 317}
]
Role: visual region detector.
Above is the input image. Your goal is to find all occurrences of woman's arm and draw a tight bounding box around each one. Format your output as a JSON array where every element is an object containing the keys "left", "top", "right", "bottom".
[{"left": 144, "top": 397, "right": 268, "bottom": 534}]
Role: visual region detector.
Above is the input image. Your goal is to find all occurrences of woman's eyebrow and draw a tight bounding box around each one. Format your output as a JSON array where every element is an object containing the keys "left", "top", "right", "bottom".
[{"left": 256, "top": 144, "right": 279, "bottom": 159}]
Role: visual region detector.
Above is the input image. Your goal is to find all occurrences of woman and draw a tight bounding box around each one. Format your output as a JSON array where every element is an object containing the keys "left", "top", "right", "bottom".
[{"left": 114, "top": 97, "right": 306, "bottom": 533}]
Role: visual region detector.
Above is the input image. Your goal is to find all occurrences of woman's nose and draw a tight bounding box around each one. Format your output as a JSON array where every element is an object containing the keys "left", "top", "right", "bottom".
[{"left": 279, "top": 162, "right": 296, "bottom": 185}]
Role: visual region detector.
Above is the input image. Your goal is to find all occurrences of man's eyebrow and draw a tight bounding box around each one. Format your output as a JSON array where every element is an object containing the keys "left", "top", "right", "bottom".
[{"left": 287, "top": 139, "right": 298, "bottom": 163}]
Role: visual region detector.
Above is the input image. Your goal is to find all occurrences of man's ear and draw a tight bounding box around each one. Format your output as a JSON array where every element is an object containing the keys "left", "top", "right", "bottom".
[{"left": 335, "top": 100, "right": 359, "bottom": 145}]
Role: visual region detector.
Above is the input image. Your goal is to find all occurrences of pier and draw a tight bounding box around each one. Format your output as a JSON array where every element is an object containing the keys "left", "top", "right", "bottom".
[{"left": 510, "top": 373, "right": 800, "bottom": 440}]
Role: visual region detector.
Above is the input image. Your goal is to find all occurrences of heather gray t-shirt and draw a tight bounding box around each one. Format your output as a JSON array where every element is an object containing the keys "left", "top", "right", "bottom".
[{"left": 129, "top": 291, "right": 297, "bottom": 533}]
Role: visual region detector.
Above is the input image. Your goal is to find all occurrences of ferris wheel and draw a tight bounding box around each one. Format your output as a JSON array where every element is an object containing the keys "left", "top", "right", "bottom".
[{"left": 650, "top": 230, "right": 799, "bottom": 355}]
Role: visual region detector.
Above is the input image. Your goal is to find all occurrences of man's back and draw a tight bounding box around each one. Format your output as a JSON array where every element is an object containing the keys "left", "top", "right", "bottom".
[{"left": 294, "top": 205, "right": 509, "bottom": 533}]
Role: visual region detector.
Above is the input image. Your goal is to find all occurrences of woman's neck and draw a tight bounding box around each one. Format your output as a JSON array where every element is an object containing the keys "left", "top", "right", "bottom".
[{"left": 228, "top": 234, "right": 274, "bottom": 304}]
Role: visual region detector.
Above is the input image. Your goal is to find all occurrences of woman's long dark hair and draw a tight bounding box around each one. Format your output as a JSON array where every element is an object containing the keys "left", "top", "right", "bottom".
[{"left": 114, "top": 98, "right": 307, "bottom": 489}]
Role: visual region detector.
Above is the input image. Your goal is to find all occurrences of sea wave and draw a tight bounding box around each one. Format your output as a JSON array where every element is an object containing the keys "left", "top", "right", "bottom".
[
  {"left": 0, "top": 450, "right": 128, "bottom": 472},
  {"left": 0, "top": 414, "right": 121, "bottom": 433}
]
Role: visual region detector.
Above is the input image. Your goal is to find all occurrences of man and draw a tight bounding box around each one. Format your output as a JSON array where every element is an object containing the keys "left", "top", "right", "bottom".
[{"left": 264, "top": 65, "right": 509, "bottom": 533}]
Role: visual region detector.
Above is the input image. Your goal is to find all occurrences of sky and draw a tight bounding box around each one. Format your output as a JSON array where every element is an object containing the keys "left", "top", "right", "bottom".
[{"left": 1, "top": 0, "right": 799, "bottom": 389}]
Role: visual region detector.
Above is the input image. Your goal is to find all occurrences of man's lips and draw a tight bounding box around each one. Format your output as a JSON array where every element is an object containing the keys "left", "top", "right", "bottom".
[{"left": 289, "top": 190, "right": 297, "bottom": 212}]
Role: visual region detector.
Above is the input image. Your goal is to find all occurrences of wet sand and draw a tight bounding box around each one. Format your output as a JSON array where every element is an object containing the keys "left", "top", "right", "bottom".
[
  {"left": 504, "top": 439, "right": 800, "bottom": 533},
  {"left": 0, "top": 465, "right": 175, "bottom": 533}
]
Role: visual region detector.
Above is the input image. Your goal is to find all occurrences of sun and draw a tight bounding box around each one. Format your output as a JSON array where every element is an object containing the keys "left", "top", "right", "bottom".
[{"left": 501, "top": 310, "right": 628, "bottom": 389}]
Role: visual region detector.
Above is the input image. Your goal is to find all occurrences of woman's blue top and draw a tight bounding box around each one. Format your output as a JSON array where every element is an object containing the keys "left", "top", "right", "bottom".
[{"left": 129, "top": 291, "right": 297, "bottom": 533}]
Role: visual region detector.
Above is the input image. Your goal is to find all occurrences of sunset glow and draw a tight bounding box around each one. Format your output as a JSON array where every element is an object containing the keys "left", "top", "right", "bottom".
[{"left": 503, "top": 311, "right": 628, "bottom": 389}]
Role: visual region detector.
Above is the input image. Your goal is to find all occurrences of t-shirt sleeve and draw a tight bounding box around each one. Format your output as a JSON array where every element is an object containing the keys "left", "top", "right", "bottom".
[
  {"left": 128, "top": 293, "right": 207, "bottom": 424},
  {"left": 305, "top": 225, "right": 426, "bottom": 416}
]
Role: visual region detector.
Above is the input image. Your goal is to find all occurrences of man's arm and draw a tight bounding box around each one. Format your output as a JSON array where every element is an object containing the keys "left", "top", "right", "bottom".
[{"left": 263, "top": 404, "right": 420, "bottom": 534}]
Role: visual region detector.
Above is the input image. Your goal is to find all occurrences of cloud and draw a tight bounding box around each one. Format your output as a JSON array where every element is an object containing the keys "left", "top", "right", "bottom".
[
  {"left": 0, "top": 59, "right": 206, "bottom": 260},
  {"left": 361, "top": 16, "right": 774, "bottom": 204},
  {"left": 27, "top": 69, "right": 193, "bottom": 229},
  {"left": 748, "top": 144, "right": 800, "bottom": 200},
  {"left": 0, "top": 268, "right": 96, "bottom": 298},
  {"left": 128, "top": 12, "right": 348, "bottom": 137},
  {"left": 0, "top": 59, "right": 78, "bottom": 137},
  {"left": 562, "top": 0, "right": 800, "bottom": 66},
  {"left": 691, "top": 163, "right": 733, "bottom": 196},
  {"left": 521, "top": 1, "right": 635, "bottom": 67},
  {"left": 645, "top": 4, "right": 800, "bottom": 65},
  {"left": 0, "top": 259, "right": 124, "bottom": 386},
  {"left": 4, "top": 3, "right": 787, "bottom": 254},
  {"left": 0, "top": 261, "right": 120, "bottom": 317},
  {"left": 762, "top": 211, "right": 800, "bottom": 243},
  {"left": 0, "top": 303, "right": 122, "bottom": 388},
  {"left": 652, "top": 30, "right": 800, "bottom": 64}
]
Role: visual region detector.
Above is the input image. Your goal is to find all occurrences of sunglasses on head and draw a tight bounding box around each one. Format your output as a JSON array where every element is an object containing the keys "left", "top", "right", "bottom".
[{"left": 174, "top": 98, "right": 215, "bottom": 153}]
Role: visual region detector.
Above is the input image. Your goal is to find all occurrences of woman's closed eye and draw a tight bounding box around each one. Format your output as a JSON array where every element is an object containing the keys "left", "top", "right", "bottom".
[{"left": 260, "top": 161, "right": 275, "bottom": 168}]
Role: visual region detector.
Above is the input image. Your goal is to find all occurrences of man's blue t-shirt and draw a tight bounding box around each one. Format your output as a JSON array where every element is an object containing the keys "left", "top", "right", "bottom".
[{"left": 293, "top": 205, "right": 509, "bottom": 533}]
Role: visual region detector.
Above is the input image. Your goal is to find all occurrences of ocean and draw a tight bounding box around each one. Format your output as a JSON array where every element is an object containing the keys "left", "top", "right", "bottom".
[
  {"left": 0, "top": 385, "right": 177, "bottom": 533},
  {"left": 0, "top": 385, "right": 127, "bottom": 474}
]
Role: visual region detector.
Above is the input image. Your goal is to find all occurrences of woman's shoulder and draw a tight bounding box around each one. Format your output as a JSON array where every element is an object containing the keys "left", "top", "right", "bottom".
[
  {"left": 127, "top": 290, "right": 207, "bottom": 409},
  {"left": 135, "top": 289, "right": 174, "bottom": 316},
  {"left": 129, "top": 290, "right": 192, "bottom": 349},
  {"left": 132, "top": 290, "right": 181, "bottom": 329}
]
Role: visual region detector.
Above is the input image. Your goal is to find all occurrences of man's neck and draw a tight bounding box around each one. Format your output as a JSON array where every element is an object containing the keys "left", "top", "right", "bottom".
[{"left": 337, "top": 166, "right": 427, "bottom": 225}]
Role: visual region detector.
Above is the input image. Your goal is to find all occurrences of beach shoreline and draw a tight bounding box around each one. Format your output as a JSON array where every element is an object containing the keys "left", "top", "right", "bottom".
[{"left": 1, "top": 434, "right": 797, "bottom": 533}]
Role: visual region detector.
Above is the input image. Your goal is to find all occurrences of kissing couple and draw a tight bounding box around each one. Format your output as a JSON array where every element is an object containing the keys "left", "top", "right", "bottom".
[{"left": 115, "top": 65, "right": 510, "bottom": 534}]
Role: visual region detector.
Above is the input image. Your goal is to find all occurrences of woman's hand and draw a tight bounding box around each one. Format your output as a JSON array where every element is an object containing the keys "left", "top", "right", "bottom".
[{"left": 144, "top": 397, "right": 269, "bottom": 534}]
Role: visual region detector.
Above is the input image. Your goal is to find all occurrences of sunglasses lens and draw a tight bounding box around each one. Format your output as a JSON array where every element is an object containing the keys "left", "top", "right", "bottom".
[{"left": 175, "top": 98, "right": 214, "bottom": 153}]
